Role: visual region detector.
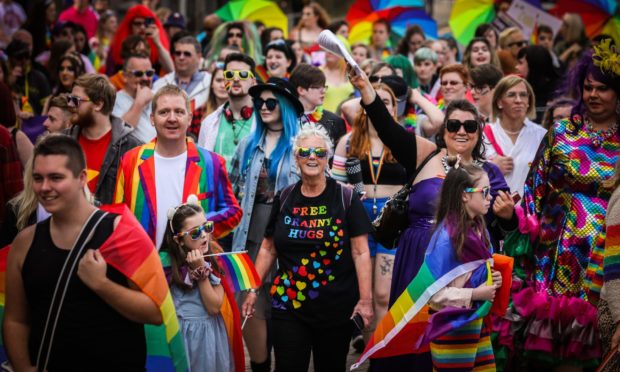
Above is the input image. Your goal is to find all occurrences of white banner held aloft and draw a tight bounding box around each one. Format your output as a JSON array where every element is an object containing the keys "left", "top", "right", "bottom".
[{"left": 318, "top": 30, "right": 361, "bottom": 74}]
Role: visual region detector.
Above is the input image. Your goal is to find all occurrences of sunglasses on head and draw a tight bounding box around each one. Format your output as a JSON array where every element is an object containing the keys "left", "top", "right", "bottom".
[
  {"left": 296, "top": 147, "right": 328, "bottom": 159},
  {"left": 129, "top": 69, "right": 155, "bottom": 78},
  {"left": 254, "top": 97, "right": 278, "bottom": 111},
  {"left": 223, "top": 70, "right": 254, "bottom": 80},
  {"left": 446, "top": 119, "right": 479, "bottom": 133},
  {"left": 66, "top": 94, "right": 91, "bottom": 107},
  {"left": 464, "top": 186, "right": 490, "bottom": 198},
  {"left": 176, "top": 221, "right": 214, "bottom": 240}
]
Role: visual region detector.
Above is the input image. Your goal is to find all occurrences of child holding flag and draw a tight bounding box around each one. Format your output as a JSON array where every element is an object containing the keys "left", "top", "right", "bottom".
[
  {"left": 353, "top": 158, "right": 503, "bottom": 370},
  {"left": 162, "top": 198, "right": 242, "bottom": 372}
]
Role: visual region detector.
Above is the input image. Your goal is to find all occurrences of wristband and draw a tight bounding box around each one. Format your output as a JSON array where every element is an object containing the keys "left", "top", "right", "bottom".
[{"left": 248, "top": 287, "right": 260, "bottom": 294}]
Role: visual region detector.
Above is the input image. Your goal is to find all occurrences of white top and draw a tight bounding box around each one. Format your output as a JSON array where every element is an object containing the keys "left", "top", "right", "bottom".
[
  {"left": 484, "top": 119, "right": 548, "bottom": 196},
  {"left": 112, "top": 90, "right": 156, "bottom": 143},
  {"left": 154, "top": 151, "right": 187, "bottom": 250}
]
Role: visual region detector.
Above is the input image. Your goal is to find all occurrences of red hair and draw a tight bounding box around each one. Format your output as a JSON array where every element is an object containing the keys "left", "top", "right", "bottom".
[{"left": 109, "top": 5, "right": 169, "bottom": 68}]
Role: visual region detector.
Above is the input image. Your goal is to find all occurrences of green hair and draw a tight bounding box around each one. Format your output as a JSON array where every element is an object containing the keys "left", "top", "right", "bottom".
[{"left": 386, "top": 54, "right": 418, "bottom": 88}]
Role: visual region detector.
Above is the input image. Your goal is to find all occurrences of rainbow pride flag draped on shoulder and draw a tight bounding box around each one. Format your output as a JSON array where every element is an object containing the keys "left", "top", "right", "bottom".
[
  {"left": 352, "top": 224, "right": 494, "bottom": 369},
  {"left": 98, "top": 204, "right": 188, "bottom": 371}
]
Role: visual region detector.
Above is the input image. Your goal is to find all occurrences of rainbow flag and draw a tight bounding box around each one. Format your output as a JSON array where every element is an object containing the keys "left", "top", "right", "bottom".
[
  {"left": 352, "top": 226, "right": 494, "bottom": 369},
  {"left": 214, "top": 251, "right": 262, "bottom": 292},
  {"left": 98, "top": 204, "right": 188, "bottom": 372}
]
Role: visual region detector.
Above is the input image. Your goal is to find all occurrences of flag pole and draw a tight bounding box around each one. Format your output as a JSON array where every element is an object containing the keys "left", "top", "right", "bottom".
[{"left": 203, "top": 250, "right": 248, "bottom": 257}]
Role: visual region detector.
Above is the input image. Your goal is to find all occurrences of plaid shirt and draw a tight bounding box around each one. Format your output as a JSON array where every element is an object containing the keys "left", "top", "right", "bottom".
[{"left": 0, "top": 126, "right": 24, "bottom": 228}]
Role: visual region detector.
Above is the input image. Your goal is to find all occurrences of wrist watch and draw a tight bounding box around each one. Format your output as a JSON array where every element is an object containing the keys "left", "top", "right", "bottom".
[{"left": 248, "top": 287, "right": 260, "bottom": 294}]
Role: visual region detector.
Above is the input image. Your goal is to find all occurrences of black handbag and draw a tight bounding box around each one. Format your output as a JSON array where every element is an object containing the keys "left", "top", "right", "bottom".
[{"left": 372, "top": 149, "right": 440, "bottom": 248}]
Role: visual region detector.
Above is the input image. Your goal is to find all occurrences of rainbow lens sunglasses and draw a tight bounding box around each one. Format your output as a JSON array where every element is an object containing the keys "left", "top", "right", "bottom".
[
  {"left": 176, "top": 221, "right": 214, "bottom": 240},
  {"left": 464, "top": 186, "right": 491, "bottom": 198},
  {"left": 223, "top": 70, "right": 255, "bottom": 80},
  {"left": 446, "top": 119, "right": 479, "bottom": 133},
  {"left": 296, "top": 147, "right": 328, "bottom": 159}
]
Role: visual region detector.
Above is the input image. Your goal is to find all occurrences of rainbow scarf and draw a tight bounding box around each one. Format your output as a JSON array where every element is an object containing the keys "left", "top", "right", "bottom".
[
  {"left": 352, "top": 224, "right": 493, "bottom": 369},
  {"left": 307, "top": 105, "right": 324, "bottom": 123},
  {"left": 216, "top": 251, "right": 262, "bottom": 292}
]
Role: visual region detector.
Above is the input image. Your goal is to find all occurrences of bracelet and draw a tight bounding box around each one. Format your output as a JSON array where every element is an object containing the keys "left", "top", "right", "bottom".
[{"left": 248, "top": 287, "right": 260, "bottom": 294}]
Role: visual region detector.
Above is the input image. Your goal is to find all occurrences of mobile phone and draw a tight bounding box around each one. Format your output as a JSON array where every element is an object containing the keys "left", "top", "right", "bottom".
[
  {"left": 511, "top": 192, "right": 521, "bottom": 204},
  {"left": 351, "top": 313, "right": 364, "bottom": 331},
  {"left": 145, "top": 17, "right": 155, "bottom": 27}
]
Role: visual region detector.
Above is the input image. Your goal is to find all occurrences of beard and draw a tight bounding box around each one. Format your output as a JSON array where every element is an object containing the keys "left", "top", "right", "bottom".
[{"left": 71, "top": 109, "right": 96, "bottom": 128}]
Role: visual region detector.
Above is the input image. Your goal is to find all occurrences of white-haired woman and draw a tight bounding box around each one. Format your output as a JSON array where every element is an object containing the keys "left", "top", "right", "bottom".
[{"left": 242, "top": 124, "right": 374, "bottom": 371}]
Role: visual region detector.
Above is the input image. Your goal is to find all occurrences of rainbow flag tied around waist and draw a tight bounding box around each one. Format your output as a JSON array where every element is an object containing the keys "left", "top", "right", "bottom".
[{"left": 352, "top": 227, "right": 494, "bottom": 369}]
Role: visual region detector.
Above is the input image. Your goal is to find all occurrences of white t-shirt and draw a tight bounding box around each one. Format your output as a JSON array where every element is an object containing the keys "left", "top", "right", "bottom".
[
  {"left": 0, "top": 2, "right": 26, "bottom": 49},
  {"left": 484, "top": 119, "right": 548, "bottom": 196},
  {"left": 112, "top": 90, "right": 156, "bottom": 143},
  {"left": 155, "top": 151, "right": 187, "bottom": 249}
]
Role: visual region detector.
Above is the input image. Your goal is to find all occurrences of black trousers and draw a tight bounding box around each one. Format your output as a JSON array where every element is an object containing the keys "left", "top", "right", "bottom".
[{"left": 272, "top": 315, "right": 353, "bottom": 372}]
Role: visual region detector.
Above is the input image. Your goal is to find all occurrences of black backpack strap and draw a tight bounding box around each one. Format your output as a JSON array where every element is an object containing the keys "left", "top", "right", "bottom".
[
  {"left": 278, "top": 183, "right": 298, "bottom": 213},
  {"left": 340, "top": 183, "right": 353, "bottom": 211},
  {"left": 406, "top": 148, "right": 441, "bottom": 188}
]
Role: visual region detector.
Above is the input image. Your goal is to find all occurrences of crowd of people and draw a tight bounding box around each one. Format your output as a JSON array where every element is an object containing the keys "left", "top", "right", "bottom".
[{"left": 0, "top": 0, "right": 619, "bottom": 371}]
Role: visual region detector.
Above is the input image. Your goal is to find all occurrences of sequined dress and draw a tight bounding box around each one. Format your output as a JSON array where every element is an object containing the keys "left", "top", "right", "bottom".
[{"left": 512, "top": 116, "right": 620, "bottom": 364}]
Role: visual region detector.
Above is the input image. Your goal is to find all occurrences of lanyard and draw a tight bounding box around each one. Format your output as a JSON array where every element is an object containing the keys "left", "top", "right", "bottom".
[{"left": 367, "top": 148, "right": 385, "bottom": 214}]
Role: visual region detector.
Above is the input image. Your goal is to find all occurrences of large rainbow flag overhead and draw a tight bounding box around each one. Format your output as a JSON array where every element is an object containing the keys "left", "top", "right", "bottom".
[
  {"left": 214, "top": 251, "right": 262, "bottom": 292},
  {"left": 352, "top": 226, "right": 496, "bottom": 369}
]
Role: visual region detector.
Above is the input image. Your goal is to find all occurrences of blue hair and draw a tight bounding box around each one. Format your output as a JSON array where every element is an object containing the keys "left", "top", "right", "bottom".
[{"left": 242, "top": 92, "right": 299, "bottom": 180}]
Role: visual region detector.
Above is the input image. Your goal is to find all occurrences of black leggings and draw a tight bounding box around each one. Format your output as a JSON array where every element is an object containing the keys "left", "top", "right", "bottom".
[{"left": 272, "top": 315, "right": 353, "bottom": 372}]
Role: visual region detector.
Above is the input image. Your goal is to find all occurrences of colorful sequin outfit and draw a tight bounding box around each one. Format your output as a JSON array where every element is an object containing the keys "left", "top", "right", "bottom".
[{"left": 512, "top": 116, "right": 619, "bottom": 365}]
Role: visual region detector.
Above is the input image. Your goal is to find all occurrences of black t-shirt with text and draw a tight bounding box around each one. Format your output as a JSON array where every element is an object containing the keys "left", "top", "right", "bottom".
[{"left": 265, "top": 178, "right": 373, "bottom": 326}]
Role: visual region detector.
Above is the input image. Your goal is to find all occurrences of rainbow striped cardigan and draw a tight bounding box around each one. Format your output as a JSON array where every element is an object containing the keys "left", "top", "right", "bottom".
[{"left": 113, "top": 139, "right": 242, "bottom": 243}]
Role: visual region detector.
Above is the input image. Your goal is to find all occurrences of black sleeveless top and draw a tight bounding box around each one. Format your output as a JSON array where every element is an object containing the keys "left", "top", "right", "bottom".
[
  {"left": 360, "top": 156, "right": 408, "bottom": 186},
  {"left": 22, "top": 214, "right": 146, "bottom": 371}
]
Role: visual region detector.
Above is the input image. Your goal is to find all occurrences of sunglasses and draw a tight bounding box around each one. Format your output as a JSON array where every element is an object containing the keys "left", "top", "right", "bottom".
[
  {"left": 174, "top": 50, "right": 193, "bottom": 58},
  {"left": 227, "top": 32, "right": 243, "bottom": 39},
  {"left": 223, "top": 70, "right": 254, "bottom": 80},
  {"left": 176, "top": 221, "right": 214, "bottom": 240},
  {"left": 296, "top": 147, "right": 328, "bottom": 159},
  {"left": 59, "top": 66, "right": 75, "bottom": 73},
  {"left": 254, "top": 97, "right": 278, "bottom": 111},
  {"left": 446, "top": 119, "right": 479, "bottom": 133},
  {"left": 129, "top": 69, "right": 155, "bottom": 78},
  {"left": 441, "top": 80, "right": 463, "bottom": 86},
  {"left": 464, "top": 186, "right": 491, "bottom": 198},
  {"left": 508, "top": 40, "right": 527, "bottom": 48},
  {"left": 66, "top": 94, "right": 91, "bottom": 107}
]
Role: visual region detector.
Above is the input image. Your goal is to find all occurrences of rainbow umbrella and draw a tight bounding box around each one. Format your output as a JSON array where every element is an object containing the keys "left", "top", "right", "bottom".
[
  {"left": 215, "top": 0, "right": 288, "bottom": 37},
  {"left": 348, "top": 6, "right": 437, "bottom": 45},
  {"left": 550, "top": 0, "right": 619, "bottom": 43},
  {"left": 346, "top": 0, "right": 425, "bottom": 25},
  {"left": 449, "top": 0, "right": 544, "bottom": 46}
]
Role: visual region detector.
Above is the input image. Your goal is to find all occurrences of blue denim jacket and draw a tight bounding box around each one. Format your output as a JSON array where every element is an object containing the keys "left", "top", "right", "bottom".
[{"left": 229, "top": 132, "right": 299, "bottom": 251}]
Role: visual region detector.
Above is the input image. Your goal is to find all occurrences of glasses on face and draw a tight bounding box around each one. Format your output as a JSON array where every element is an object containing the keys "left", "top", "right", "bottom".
[
  {"left": 441, "top": 80, "right": 463, "bottom": 87},
  {"left": 254, "top": 97, "right": 278, "bottom": 111},
  {"left": 464, "top": 186, "right": 491, "bottom": 198},
  {"left": 59, "top": 65, "right": 75, "bottom": 73},
  {"left": 129, "top": 69, "right": 155, "bottom": 78},
  {"left": 471, "top": 86, "right": 491, "bottom": 96},
  {"left": 66, "top": 94, "right": 91, "bottom": 107},
  {"left": 504, "top": 91, "right": 529, "bottom": 100},
  {"left": 176, "top": 221, "right": 214, "bottom": 240},
  {"left": 227, "top": 31, "right": 243, "bottom": 39},
  {"left": 296, "top": 147, "right": 328, "bottom": 159},
  {"left": 174, "top": 50, "right": 193, "bottom": 58},
  {"left": 223, "top": 70, "right": 254, "bottom": 80},
  {"left": 446, "top": 119, "right": 479, "bottom": 133},
  {"left": 508, "top": 40, "right": 527, "bottom": 48}
]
